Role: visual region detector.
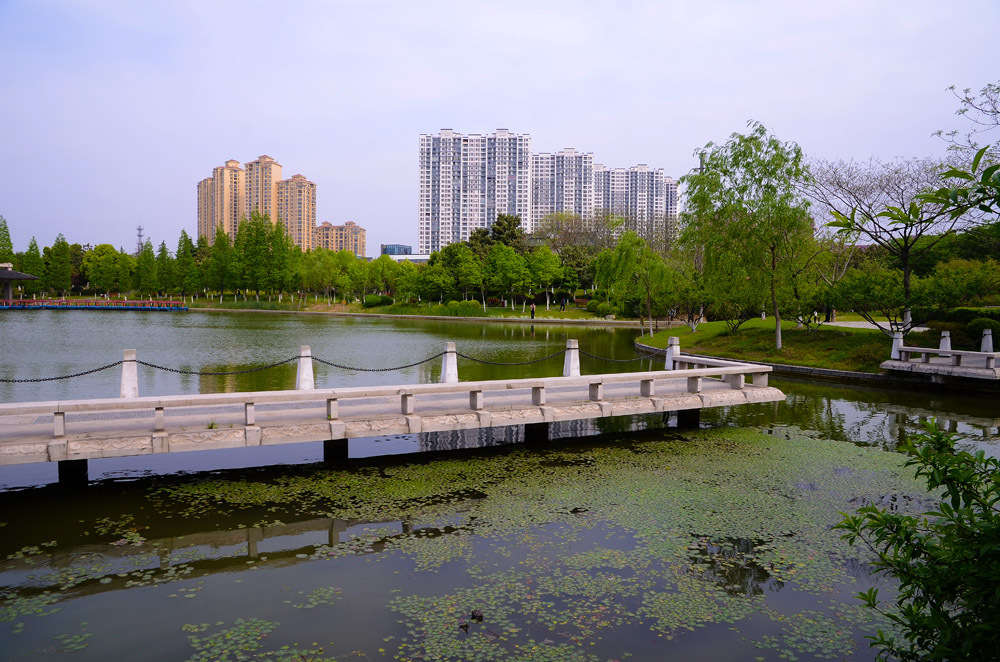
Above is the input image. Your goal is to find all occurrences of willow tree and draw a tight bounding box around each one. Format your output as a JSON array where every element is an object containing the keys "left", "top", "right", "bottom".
[{"left": 682, "top": 121, "right": 814, "bottom": 349}]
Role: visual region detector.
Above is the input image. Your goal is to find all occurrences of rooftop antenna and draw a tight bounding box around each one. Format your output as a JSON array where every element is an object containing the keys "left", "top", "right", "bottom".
[{"left": 136, "top": 225, "right": 145, "bottom": 256}]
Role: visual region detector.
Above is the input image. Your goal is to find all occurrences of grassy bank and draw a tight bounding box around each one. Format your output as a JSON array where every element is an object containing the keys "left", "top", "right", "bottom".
[{"left": 642, "top": 318, "right": 906, "bottom": 373}]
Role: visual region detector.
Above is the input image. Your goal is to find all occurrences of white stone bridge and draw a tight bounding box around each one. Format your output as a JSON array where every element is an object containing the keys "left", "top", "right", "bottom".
[{"left": 0, "top": 339, "right": 784, "bottom": 484}]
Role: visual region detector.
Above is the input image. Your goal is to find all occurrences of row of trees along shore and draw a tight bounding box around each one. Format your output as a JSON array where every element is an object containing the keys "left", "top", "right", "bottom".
[{"left": 3, "top": 82, "right": 1000, "bottom": 346}]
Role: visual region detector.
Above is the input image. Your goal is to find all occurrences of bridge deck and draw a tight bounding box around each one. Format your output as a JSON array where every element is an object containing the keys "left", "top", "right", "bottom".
[{"left": 0, "top": 368, "right": 783, "bottom": 467}]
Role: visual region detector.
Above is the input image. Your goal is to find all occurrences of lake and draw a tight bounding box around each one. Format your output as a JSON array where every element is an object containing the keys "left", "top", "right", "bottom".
[{"left": 0, "top": 310, "right": 996, "bottom": 660}]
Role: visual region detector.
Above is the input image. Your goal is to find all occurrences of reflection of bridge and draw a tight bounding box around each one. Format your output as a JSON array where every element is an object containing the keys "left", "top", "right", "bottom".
[
  {"left": 0, "top": 339, "right": 783, "bottom": 484},
  {"left": 882, "top": 403, "right": 1000, "bottom": 440},
  {"left": 0, "top": 512, "right": 446, "bottom": 601}
]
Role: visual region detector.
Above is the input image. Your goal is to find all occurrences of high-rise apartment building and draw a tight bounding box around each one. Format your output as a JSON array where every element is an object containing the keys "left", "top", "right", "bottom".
[
  {"left": 418, "top": 129, "right": 532, "bottom": 254},
  {"left": 244, "top": 155, "right": 282, "bottom": 222},
  {"left": 196, "top": 155, "right": 321, "bottom": 249},
  {"left": 196, "top": 159, "right": 246, "bottom": 244},
  {"left": 314, "top": 221, "right": 366, "bottom": 257},
  {"left": 276, "top": 174, "right": 317, "bottom": 251},
  {"left": 531, "top": 148, "right": 594, "bottom": 221},
  {"left": 593, "top": 164, "right": 678, "bottom": 239}
]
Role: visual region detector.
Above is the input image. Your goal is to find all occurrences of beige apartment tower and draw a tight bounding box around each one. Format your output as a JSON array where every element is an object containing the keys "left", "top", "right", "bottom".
[
  {"left": 314, "top": 221, "right": 366, "bottom": 257},
  {"left": 197, "top": 155, "right": 320, "bottom": 250},
  {"left": 244, "top": 155, "right": 282, "bottom": 222},
  {"left": 276, "top": 174, "right": 317, "bottom": 251},
  {"left": 196, "top": 159, "right": 246, "bottom": 244}
]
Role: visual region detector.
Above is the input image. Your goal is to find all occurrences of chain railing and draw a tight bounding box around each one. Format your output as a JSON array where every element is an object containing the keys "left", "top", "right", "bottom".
[
  {"left": 454, "top": 349, "right": 567, "bottom": 366},
  {"left": 0, "top": 361, "right": 125, "bottom": 383},
  {"left": 1, "top": 344, "right": 668, "bottom": 384},
  {"left": 312, "top": 352, "right": 446, "bottom": 372}
]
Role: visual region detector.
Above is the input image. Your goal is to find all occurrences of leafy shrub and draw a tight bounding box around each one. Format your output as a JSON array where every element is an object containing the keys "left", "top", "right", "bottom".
[
  {"left": 595, "top": 302, "right": 615, "bottom": 317},
  {"left": 363, "top": 295, "right": 387, "bottom": 308},
  {"left": 586, "top": 299, "right": 601, "bottom": 313},
  {"left": 914, "top": 307, "right": 1000, "bottom": 326},
  {"left": 459, "top": 299, "right": 482, "bottom": 310},
  {"left": 446, "top": 300, "right": 461, "bottom": 308},
  {"left": 836, "top": 421, "right": 1000, "bottom": 661},
  {"left": 966, "top": 317, "right": 996, "bottom": 344}
]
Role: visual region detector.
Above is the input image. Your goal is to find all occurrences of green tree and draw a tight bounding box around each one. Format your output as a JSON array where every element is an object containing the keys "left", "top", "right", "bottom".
[
  {"left": 134, "top": 239, "right": 157, "bottom": 294},
  {"left": 836, "top": 421, "right": 1000, "bottom": 661},
  {"left": 490, "top": 214, "right": 528, "bottom": 254},
  {"left": 466, "top": 228, "right": 494, "bottom": 262},
  {"left": 82, "top": 244, "right": 119, "bottom": 294},
  {"left": 69, "top": 243, "right": 86, "bottom": 290},
  {"left": 115, "top": 248, "right": 134, "bottom": 293},
  {"left": 394, "top": 260, "right": 419, "bottom": 303},
  {"left": 485, "top": 243, "right": 525, "bottom": 309},
  {"left": 46, "top": 234, "right": 73, "bottom": 296},
  {"left": 233, "top": 211, "right": 272, "bottom": 296},
  {"left": 174, "top": 230, "right": 198, "bottom": 297},
  {"left": 417, "top": 262, "right": 453, "bottom": 303},
  {"left": 683, "top": 121, "right": 814, "bottom": 349},
  {"left": 527, "top": 245, "right": 562, "bottom": 310},
  {"left": 155, "top": 241, "right": 174, "bottom": 293},
  {"left": 0, "top": 215, "right": 14, "bottom": 264},
  {"left": 20, "top": 237, "right": 44, "bottom": 295},
  {"left": 208, "top": 227, "right": 232, "bottom": 294}
]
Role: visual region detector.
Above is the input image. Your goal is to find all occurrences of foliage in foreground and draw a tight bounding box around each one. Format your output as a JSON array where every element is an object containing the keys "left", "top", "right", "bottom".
[{"left": 836, "top": 421, "right": 1000, "bottom": 661}]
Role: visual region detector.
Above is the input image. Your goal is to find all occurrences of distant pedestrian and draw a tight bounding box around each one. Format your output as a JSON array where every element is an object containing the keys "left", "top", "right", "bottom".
[
  {"left": 530, "top": 302, "right": 536, "bottom": 319},
  {"left": 559, "top": 297, "right": 566, "bottom": 312}
]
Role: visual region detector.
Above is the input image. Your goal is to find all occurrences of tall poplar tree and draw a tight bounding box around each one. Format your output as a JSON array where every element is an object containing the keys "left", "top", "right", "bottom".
[
  {"left": 20, "top": 237, "right": 44, "bottom": 295},
  {"left": 0, "top": 216, "right": 14, "bottom": 264},
  {"left": 46, "top": 234, "right": 73, "bottom": 296},
  {"left": 134, "top": 239, "right": 157, "bottom": 294},
  {"left": 155, "top": 241, "right": 174, "bottom": 293}
]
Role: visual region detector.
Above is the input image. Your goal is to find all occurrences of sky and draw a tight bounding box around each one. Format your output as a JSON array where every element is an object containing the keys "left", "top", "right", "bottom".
[{"left": 1, "top": 0, "right": 997, "bottom": 255}]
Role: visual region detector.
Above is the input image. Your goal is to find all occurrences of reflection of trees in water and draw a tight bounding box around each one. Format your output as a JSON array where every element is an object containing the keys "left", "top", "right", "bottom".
[
  {"left": 197, "top": 362, "right": 298, "bottom": 393},
  {"left": 685, "top": 537, "right": 783, "bottom": 597}
]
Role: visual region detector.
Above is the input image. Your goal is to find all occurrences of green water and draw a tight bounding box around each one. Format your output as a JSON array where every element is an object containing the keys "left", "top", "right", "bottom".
[{"left": 0, "top": 310, "right": 996, "bottom": 660}]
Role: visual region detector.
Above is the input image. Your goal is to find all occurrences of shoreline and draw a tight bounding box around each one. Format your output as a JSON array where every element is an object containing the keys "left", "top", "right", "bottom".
[{"left": 189, "top": 305, "right": 660, "bottom": 328}]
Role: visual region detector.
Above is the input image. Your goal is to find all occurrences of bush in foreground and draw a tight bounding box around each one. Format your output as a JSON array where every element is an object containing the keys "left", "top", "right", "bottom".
[{"left": 835, "top": 421, "right": 1000, "bottom": 661}]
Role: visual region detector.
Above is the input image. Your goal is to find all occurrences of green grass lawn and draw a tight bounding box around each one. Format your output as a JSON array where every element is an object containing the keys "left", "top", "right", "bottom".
[{"left": 642, "top": 319, "right": 900, "bottom": 373}]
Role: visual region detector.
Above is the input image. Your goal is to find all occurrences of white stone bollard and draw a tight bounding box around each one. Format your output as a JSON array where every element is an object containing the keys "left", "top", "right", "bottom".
[
  {"left": 296, "top": 346, "right": 315, "bottom": 390},
  {"left": 939, "top": 331, "right": 952, "bottom": 351},
  {"left": 890, "top": 332, "right": 903, "bottom": 360},
  {"left": 664, "top": 337, "right": 680, "bottom": 370},
  {"left": 120, "top": 349, "right": 138, "bottom": 398},
  {"left": 562, "top": 339, "right": 580, "bottom": 377},
  {"left": 982, "top": 329, "right": 994, "bottom": 353},
  {"left": 441, "top": 342, "right": 458, "bottom": 383}
]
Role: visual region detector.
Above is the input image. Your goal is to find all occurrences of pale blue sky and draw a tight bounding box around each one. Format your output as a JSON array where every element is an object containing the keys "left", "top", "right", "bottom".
[{"left": 1, "top": 0, "right": 996, "bottom": 254}]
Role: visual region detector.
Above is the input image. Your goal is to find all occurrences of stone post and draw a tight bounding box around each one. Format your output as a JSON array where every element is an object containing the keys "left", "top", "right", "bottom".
[
  {"left": 441, "top": 342, "right": 458, "bottom": 383},
  {"left": 890, "top": 332, "right": 903, "bottom": 360},
  {"left": 664, "top": 337, "right": 680, "bottom": 370},
  {"left": 120, "top": 349, "right": 138, "bottom": 398},
  {"left": 296, "top": 346, "right": 315, "bottom": 390},
  {"left": 939, "top": 331, "right": 952, "bottom": 351},
  {"left": 562, "top": 339, "right": 580, "bottom": 377},
  {"left": 982, "top": 329, "right": 994, "bottom": 353}
]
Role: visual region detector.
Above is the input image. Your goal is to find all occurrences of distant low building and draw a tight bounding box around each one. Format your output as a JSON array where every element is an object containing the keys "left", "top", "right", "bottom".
[
  {"left": 381, "top": 243, "right": 412, "bottom": 255},
  {"left": 385, "top": 253, "right": 430, "bottom": 264},
  {"left": 315, "top": 221, "right": 366, "bottom": 257}
]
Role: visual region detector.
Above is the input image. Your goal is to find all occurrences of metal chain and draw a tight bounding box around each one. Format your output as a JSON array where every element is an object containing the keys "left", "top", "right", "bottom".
[
  {"left": 455, "top": 349, "right": 567, "bottom": 366},
  {"left": 312, "top": 352, "right": 446, "bottom": 372},
  {"left": 578, "top": 349, "right": 663, "bottom": 363},
  {"left": 0, "top": 361, "right": 125, "bottom": 383},
  {"left": 1, "top": 346, "right": 663, "bottom": 384},
  {"left": 135, "top": 357, "right": 299, "bottom": 376}
]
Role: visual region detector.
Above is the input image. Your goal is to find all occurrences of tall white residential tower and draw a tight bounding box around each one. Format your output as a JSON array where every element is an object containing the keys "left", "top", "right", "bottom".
[{"left": 418, "top": 129, "right": 532, "bottom": 254}]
